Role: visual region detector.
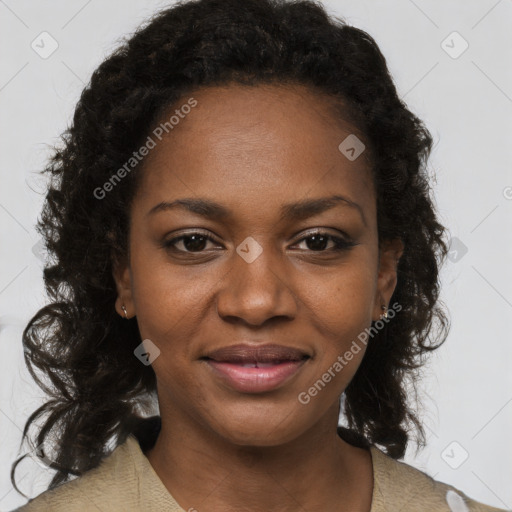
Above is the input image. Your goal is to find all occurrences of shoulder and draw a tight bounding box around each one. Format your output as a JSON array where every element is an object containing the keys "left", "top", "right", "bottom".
[
  {"left": 370, "top": 446, "right": 508, "bottom": 512},
  {"left": 12, "top": 435, "right": 181, "bottom": 512},
  {"left": 12, "top": 438, "right": 138, "bottom": 512}
]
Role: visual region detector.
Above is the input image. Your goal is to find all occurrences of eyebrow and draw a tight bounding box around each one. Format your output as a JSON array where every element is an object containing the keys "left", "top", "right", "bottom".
[{"left": 147, "top": 194, "right": 366, "bottom": 226}]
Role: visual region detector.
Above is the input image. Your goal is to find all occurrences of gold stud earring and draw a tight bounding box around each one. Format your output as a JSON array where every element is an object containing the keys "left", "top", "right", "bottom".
[
  {"left": 380, "top": 304, "right": 388, "bottom": 319},
  {"left": 121, "top": 305, "right": 128, "bottom": 319}
]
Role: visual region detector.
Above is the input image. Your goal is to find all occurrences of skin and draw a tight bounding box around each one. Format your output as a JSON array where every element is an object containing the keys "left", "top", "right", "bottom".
[{"left": 113, "top": 83, "right": 403, "bottom": 512}]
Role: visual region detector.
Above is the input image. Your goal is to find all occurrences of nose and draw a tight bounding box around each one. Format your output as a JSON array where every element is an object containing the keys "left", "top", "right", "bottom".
[{"left": 215, "top": 243, "right": 298, "bottom": 327}]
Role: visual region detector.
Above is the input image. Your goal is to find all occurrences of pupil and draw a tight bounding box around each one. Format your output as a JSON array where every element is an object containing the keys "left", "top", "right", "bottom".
[
  {"left": 184, "top": 235, "right": 206, "bottom": 251},
  {"left": 181, "top": 235, "right": 329, "bottom": 252},
  {"left": 307, "top": 235, "right": 328, "bottom": 251}
]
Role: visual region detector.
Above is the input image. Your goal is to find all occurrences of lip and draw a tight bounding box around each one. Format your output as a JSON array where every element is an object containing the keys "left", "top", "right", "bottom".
[{"left": 202, "top": 343, "right": 310, "bottom": 393}]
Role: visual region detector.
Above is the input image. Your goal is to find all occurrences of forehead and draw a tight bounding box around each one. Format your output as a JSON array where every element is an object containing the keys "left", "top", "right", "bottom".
[{"left": 134, "top": 83, "right": 375, "bottom": 221}]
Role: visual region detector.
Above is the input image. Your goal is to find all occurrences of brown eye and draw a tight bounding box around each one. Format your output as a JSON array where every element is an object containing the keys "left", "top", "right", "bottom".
[
  {"left": 163, "top": 232, "right": 219, "bottom": 253},
  {"left": 294, "top": 231, "right": 357, "bottom": 252}
]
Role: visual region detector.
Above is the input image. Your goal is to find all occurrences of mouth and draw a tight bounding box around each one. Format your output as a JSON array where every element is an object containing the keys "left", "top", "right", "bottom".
[{"left": 201, "top": 344, "right": 310, "bottom": 393}]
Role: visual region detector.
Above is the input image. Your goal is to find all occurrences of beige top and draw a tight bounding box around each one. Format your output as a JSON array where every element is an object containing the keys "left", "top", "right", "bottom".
[{"left": 14, "top": 435, "right": 506, "bottom": 512}]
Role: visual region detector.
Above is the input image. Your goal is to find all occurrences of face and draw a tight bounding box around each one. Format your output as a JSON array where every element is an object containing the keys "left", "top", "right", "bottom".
[{"left": 114, "top": 83, "right": 403, "bottom": 447}]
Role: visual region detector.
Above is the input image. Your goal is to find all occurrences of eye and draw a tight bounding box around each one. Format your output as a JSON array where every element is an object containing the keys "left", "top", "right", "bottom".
[
  {"left": 162, "top": 231, "right": 221, "bottom": 253},
  {"left": 293, "top": 230, "right": 357, "bottom": 252},
  {"left": 161, "top": 229, "right": 357, "bottom": 255}
]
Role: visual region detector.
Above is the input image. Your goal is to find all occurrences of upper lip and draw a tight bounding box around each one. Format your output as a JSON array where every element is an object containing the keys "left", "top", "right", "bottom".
[{"left": 203, "top": 344, "right": 310, "bottom": 363}]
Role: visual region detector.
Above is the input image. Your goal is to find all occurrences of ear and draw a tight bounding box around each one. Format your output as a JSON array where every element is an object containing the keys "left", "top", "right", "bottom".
[
  {"left": 112, "top": 251, "right": 135, "bottom": 319},
  {"left": 372, "top": 238, "right": 404, "bottom": 321}
]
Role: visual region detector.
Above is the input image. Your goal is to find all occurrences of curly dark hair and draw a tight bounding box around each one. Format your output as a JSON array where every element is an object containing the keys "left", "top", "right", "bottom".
[{"left": 12, "top": 0, "right": 450, "bottom": 496}]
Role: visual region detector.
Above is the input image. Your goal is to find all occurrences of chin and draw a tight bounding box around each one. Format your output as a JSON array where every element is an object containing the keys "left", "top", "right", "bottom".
[{"left": 211, "top": 413, "right": 306, "bottom": 448}]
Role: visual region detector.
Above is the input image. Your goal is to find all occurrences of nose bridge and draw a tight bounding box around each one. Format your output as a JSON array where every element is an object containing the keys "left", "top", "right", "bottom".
[{"left": 216, "top": 238, "right": 296, "bottom": 325}]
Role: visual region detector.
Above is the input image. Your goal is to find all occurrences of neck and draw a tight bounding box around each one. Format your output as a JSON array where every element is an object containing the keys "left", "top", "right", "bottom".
[{"left": 144, "top": 408, "right": 373, "bottom": 512}]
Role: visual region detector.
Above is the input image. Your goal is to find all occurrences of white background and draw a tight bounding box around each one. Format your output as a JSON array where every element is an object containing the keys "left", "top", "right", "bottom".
[{"left": 1, "top": 0, "right": 511, "bottom": 510}]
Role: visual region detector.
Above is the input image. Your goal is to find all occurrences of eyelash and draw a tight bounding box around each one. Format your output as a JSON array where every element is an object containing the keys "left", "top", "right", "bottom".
[{"left": 161, "top": 230, "right": 357, "bottom": 254}]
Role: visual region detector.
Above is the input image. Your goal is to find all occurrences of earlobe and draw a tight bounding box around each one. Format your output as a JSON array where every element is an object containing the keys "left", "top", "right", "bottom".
[
  {"left": 112, "top": 255, "right": 135, "bottom": 319},
  {"left": 373, "top": 238, "right": 404, "bottom": 321}
]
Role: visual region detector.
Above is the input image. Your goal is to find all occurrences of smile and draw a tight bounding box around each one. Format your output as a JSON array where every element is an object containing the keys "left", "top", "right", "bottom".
[
  {"left": 201, "top": 343, "right": 310, "bottom": 393},
  {"left": 204, "top": 359, "right": 308, "bottom": 393}
]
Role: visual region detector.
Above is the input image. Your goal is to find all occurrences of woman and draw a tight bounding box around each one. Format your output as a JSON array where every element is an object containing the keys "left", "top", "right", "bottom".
[{"left": 11, "top": 0, "right": 507, "bottom": 510}]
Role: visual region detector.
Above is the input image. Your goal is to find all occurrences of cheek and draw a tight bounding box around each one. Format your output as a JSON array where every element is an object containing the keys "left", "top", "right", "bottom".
[
  {"left": 129, "top": 245, "right": 211, "bottom": 340},
  {"left": 302, "top": 259, "right": 377, "bottom": 342},
  {"left": 298, "top": 260, "right": 377, "bottom": 394},
  {"left": 130, "top": 255, "right": 208, "bottom": 395}
]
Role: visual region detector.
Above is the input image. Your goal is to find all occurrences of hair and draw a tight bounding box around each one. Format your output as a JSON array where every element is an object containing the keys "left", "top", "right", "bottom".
[{"left": 12, "top": 0, "right": 450, "bottom": 496}]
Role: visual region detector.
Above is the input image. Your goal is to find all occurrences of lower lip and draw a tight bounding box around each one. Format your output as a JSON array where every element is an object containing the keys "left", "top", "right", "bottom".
[{"left": 205, "top": 359, "right": 307, "bottom": 393}]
